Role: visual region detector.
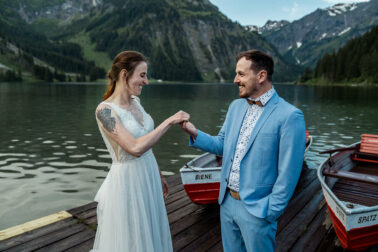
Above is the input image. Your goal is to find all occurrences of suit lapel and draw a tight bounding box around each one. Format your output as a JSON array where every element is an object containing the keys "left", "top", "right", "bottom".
[
  {"left": 230, "top": 101, "right": 249, "bottom": 153},
  {"left": 241, "top": 93, "right": 279, "bottom": 159}
]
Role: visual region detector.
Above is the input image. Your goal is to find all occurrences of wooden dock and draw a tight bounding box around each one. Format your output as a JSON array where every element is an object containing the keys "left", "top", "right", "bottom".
[{"left": 0, "top": 163, "right": 377, "bottom": 252}]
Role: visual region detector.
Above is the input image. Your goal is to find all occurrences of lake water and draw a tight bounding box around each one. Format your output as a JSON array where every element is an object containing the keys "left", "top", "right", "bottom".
[{"left": 0, "top": 82, "right": 377, "bottom": 230}]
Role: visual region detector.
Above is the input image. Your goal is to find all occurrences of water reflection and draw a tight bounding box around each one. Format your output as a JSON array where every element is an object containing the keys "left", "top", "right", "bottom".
[{"left": 0, "top": 82, "right": 377, "bottom": 229}]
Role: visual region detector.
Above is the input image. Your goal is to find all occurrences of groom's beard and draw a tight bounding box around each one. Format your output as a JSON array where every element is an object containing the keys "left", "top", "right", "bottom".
[{"left": 238, "top": 84, "right": 259, "bottom": 98}]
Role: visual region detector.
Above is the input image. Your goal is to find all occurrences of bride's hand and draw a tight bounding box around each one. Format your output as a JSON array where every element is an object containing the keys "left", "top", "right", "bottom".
[
  {"left": 161, "top": 177, "right": 169, "bottom": 198},
  {"left": 169, "top": 111, "right": 190, "bottom": 125}
]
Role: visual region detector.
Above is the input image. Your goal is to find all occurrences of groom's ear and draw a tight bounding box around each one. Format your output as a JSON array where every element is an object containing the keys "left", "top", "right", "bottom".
[{"left": 257, "top": 70, "right": 267, "bottom": 84}]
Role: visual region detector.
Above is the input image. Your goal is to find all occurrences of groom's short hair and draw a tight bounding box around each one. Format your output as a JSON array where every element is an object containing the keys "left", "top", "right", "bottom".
[{"left": 236, "top": 50, "right": 274, "bottom": 81}]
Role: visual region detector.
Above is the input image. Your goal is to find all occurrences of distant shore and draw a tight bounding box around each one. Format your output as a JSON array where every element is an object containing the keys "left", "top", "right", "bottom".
[
  {"left": 295, "top": 79, "right": 378, "bottom": 87},
  {"left": 2, "top": 79, "right": 378, "bottom": 87}
]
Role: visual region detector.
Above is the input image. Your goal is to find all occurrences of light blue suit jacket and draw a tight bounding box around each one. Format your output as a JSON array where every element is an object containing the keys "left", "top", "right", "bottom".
[{"left": 190, "top": 92, "right": 306, "bottom": 222}]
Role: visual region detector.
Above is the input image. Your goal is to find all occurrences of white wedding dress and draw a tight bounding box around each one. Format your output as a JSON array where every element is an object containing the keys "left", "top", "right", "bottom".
[{"left": 91, "top": 98, "right": 173, "bottom": 252}]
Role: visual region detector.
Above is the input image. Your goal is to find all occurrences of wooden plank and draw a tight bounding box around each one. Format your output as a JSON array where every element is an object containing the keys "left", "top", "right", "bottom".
[
  {"left": 3, "top": 163, "right": 346, "bottom": 252},
  {"left": 289, "top": 204, "right": 329, "bottom": 252},
  {"left": 67, "top": 202, "right": 97, "bottom": 216},
  {"left": 362, "top": 134, "right": 378, "bottom": 138},
  {"left": 293, "top": 165, "right": 317, "bottom": 194},
  {"left": 165, "top": 189, "right": 187, "bottom": 205},
  {"left": 0, "top": 218, "right": 78, "bottom": 251},
  {"left": 276, "top": 192, "right": 325, "bottom": 252},
  {"left": 173, "top": 213, "right": 219, "bottom": 251},
  {"left": 319, "top": 146, "right": 358, "bottom": 154},
  {"left": 314, "top": 225, "right": 341, "bottom": 252},
  {"left": 167, "top": 196, "right": 193, "bottom": 214},
  {"left": 166, "top": 174, "right": 182, "bottom": 186},
  {"left": 85, "top": 216, "right": 98, "bottom": 226},
  {"left": 322, "top": 169, "right": 378, "bottom": 185},
  {"left": 170, "top": 204, "right": 219, "bottom": 236},
  {"left": 33, "top": 228, "right": 95, "bottom": 252},
  {"left": 0, "top": 211, "right": 72, "bottom": 241},
  {"left": 5, "top": 222, "right": 88, "bottom": 252},
  {"left": 73, "top": 207, "right": 97, "bottom": 221},
  {"left": 352, "top": 164, "right": 378, "bottom": 175},
  {"left": 207, "top": 240, "right": 223, "bottom": 252},
  {"left": 277, "top": 178, "right": 321, "bottom": 233},
  {"left": 168, "top": 183, "right": 185, "bottom": 195},
  {"left": 64, "top": 237, "right": 95, "bottom": 252},
  {"left": 179, "top": 224, "right": 221, "bottom": 252},
  {"left": 169, "top": 203, "right": 204, "bottom": 225}
]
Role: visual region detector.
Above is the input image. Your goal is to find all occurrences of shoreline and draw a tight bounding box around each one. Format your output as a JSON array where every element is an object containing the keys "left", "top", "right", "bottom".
[{"left": 2, "top": 79, "right": 378, "bottom": 87}]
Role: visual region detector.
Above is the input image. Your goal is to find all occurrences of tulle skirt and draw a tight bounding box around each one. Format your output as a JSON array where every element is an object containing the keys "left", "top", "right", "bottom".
[{"left": 91, "top": 151, "right": 173, "bottom": 252}]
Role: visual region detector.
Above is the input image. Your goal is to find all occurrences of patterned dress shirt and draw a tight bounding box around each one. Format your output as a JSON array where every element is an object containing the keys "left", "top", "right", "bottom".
[{"left": 227, "top": 87, "right": 276, "bottom": 192}]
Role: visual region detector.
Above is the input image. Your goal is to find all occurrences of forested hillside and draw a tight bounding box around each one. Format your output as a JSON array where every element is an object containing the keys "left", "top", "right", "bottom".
[
  {"left": 0, "top": 0, "right": 300, "bottom": 82},
  {"left": 0, "top": 1, "right": 104, "bottom": 82},
  {"left": 300, "top": 26, "right": 378, "bottom": 84}
]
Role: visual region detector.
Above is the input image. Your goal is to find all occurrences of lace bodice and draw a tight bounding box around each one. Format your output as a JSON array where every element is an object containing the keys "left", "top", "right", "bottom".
[{"left": 97, "top": 98, "right": 154, "bottom": 163}]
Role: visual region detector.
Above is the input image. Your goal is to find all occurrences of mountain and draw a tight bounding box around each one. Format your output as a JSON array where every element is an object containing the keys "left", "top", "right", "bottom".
[
  {"left": 0, "top": 0, "right": 300, "bottom": 82},
  {"left": 245, "top": 20, "right": 289, "bottom": 35},
  {"left": 0, "top": 0, "right": 105, "bottom": 82},
  {"left": 260, "top": 0, "right": 378, "bottom": 68}
]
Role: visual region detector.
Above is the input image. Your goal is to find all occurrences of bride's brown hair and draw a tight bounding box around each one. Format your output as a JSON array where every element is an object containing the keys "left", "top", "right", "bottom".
[{"left": 103, "top": 51, "right": 147, "bottom": 100}]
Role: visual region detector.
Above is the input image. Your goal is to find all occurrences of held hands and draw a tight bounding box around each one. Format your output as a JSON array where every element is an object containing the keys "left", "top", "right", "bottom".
[
  {"left": 168, "top": 110, "right": 197, "bottom": 139},
  {"left": 180, "top": 121, "right": 198, "bottom": 140},
  {"left": 169, "top": 110, "right": 190, "bottom": 125}
]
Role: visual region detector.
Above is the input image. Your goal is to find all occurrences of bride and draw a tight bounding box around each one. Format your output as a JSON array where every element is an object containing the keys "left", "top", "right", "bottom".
[{"left": 91, "top": 51, "right": 189, "bottom": 251}]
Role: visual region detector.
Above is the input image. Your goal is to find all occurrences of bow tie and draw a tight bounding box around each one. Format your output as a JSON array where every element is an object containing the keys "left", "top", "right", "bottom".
[{"left": 246, "top": 99, "right": 263, "bottom": 107}]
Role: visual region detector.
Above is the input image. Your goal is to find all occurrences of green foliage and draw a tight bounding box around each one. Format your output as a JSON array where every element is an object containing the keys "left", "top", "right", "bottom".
[
  {"left": 33, "top": 65, "right": 53, "bottom": 82},
  {"left": 310, "top": 25, "right": 378, "bottom": 84},
  {"left": 299, "top": 68, "right": 313, "bottom": 83},
  {"left": 0, "top": 15, "right": 107, "bottom": 81},
  {"left": 30, "top": 18, "right": 60, "bottom": 36},
  {"left": 83, "top": 1, "right": 202, "bottom": 81},
  {"left": 0, "top": 70, "right": 22, "bottom": 82},
  {"left": 0, "top": 0, "right": 300, "bottom": 82},
  {"left": 220, "top": 64, "right": 236, "bottom": 82},
  {"left": 68, "top": 32, "right": 112, "bottom": 71}
]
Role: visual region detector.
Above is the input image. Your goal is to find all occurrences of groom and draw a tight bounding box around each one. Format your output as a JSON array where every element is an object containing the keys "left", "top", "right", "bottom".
[{"left": 181, "top": 50, "right": 306, "bottom": 251}]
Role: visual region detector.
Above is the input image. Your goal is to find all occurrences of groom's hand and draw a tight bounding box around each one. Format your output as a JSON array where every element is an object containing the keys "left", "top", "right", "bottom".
[{"left": 181, "top": 121, "right": 198, "bottom": 140}]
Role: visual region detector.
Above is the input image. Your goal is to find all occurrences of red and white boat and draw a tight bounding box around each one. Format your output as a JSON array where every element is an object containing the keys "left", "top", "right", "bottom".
[
  {"left": 180, "top": 131, "right": 312, "bottom": 205},
  {"left": 318, "top": 134, "right": 378, "bottom": 251}
]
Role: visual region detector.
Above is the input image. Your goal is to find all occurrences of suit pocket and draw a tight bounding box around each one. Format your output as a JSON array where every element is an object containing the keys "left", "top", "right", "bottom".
[
  {"left": 256, "top": 134, "right": 278, "bottom": 185},
  {"left": 254, "top": 184, "right": 273, "bottom": 198}
]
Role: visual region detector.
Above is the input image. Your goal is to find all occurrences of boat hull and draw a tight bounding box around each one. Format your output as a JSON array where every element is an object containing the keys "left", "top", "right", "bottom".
[
  {"left": 318, "top": 143, "right": 378, "bottom": 250},
  {"left": 322, "top": 187, "right": 378, "bottom": 251},
  {"left": 183, "top": 182, "right": 220, "bottom": 204},
  {"left": 180, "top": 153, "right": 222, "bottom": 204}
]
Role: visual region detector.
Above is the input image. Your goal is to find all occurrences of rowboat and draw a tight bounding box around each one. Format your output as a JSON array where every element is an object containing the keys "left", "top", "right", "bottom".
[
  {"left": 180, "top": 131, "right": 312, "bottom": 205},
  {"left": 317, "top": 134, "right": 378, "bottom": 250}
]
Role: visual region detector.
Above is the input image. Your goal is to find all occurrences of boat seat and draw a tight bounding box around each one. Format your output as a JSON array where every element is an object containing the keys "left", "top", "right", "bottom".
[
  {"left": 353, "top": 134, "right": 378, "bottom": 164},
  {"left": 323, "top": 168, "right": 378, "bottom": 185}
]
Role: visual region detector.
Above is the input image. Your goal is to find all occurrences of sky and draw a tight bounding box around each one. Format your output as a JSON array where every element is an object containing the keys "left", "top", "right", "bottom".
[{"left": 208, "top": 0, "right": 370, "bottom": 26}]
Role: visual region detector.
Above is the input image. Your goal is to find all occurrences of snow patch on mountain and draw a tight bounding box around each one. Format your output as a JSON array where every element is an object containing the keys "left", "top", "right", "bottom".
[
  {"left": 245, "top": 20, "right": 289, "bottom": 34},
  {"left": 326, "top": 3, "right": 358, "bottom": 17},
  {"left": 339, "top": 27, "right": 351, "bottom": 36}
]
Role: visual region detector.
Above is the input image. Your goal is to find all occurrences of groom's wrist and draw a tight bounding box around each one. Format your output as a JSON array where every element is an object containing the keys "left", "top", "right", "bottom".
[{"left": 190, "top": 133, "right": 197, "bottom": 141}]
